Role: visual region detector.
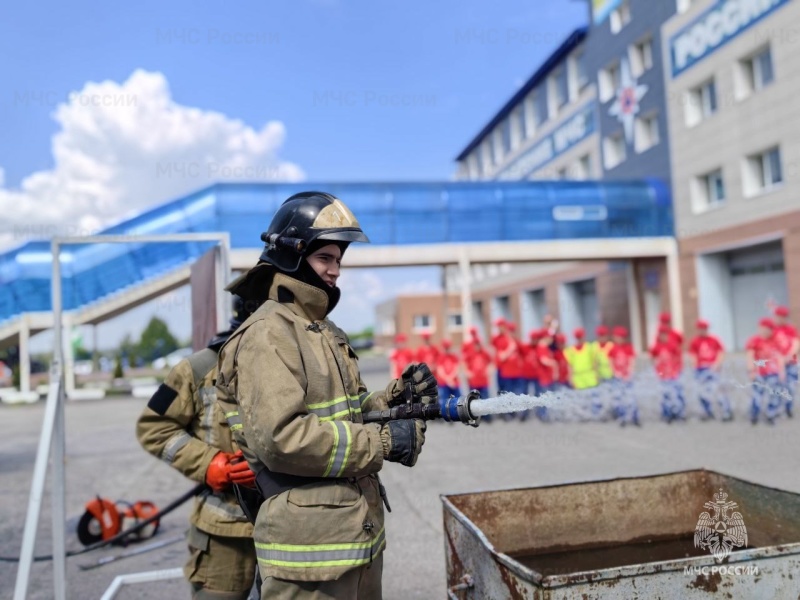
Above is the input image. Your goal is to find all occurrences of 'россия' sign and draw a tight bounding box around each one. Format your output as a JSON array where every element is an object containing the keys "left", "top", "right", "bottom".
[{"left": 670, "top": 0, "right": 791, "bottom": 77}]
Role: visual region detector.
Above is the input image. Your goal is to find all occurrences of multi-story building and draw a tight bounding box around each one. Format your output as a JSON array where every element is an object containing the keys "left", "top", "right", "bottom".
[
  {"left": 446, "top": 1, "right": 681, "bottom": 349},
  {"left": 663, "top": 0, "right": 800, "bottom": 349}
]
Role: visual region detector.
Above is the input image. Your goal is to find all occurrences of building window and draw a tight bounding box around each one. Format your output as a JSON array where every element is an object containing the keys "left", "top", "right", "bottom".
[
  {"left": 743, "top": 146, "right": 783, "bottom": 196},
  {"left": 575, "top": 154, "right": 592, "bottom": 180},
  {"left": 523, "top": 90, "right": 537, "bottom": 139},
  {"left": 736, "top": 46, "right": 774, "bottom": 99},
  {"left": 534, "top": 90, "right": 548, "bottom": 127},
  {"left": 603, "top": 131, "right": 626, "bottom": 170},
  {"left": 501, "top": 118, "right": 512, "bottom": 155},
  {"left": 447, "top": 312, "right": 463, "bottom": 330},
  {"left": 549, "top": 67, "right": 569, "bottom": 116},
  {"left": 413, "top": 314, "right": 433, "bottom": 331},
  {"left": 677, "top": 0, "right": 697, "bottom": 13},
  {"left": 599, "top": 60, "right": 620, "bottom": 102},
  {"left": 685, "top": 78, "right": 717, "bottom": 127},
  {"left": 629, "top": 36, "right": 654, "bottom": 78},
  {"left": 510, "top": 107, "right": 523, "bottom": 151},
  {"left": 610, "top": 0, "right": 631, "bottom": 34},
  {"left": 691, "top": 169, "right": 725, "bottom": 213},
  {"left": 635, "top": 112, "right": 659, "bottom": 153},
  {"left": 492, "top": 127, "right": 504, "bottom": 165},
  {"left": 467, "top": 153, "right": 480, "bottom": 180},
  {"left": 571, "top": 48, "right": 589, "bottom": 96},
  {"left": 480, "top": 139, "right": 493, "bottom": 175}
]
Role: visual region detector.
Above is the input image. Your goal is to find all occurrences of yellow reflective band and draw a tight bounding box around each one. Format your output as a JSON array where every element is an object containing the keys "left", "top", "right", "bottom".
[
  {"left": 255, "top": 528, "right": 385, "bottom": 552},
  {"left": 307, "top": 396, "right": 349, "bottom": 410},
  {"left": 224, "top": 410, "right": 239, "bottom": 418},
  {"left": 323, "top": 421, "right": 340, "bottom": 477},
  {"left": 231, "top": 424, "right": 243, "bottom": 432},
  {"left": 335, "top": 422, "right": 352, "bottom": 477},
  {"left": 317, "top": 407, "right": 362, "bottom": 423}
]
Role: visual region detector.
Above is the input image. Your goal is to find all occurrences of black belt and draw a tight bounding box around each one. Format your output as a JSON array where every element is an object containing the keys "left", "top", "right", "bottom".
[{"left": 255, "top": 468, "right": 331, "bottom": 501}]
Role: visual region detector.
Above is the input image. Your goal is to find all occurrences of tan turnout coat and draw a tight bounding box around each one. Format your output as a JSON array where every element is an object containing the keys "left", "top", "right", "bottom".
[
  {"left": 216, "top": 272, "right": 389, "bottom": 582},
  {"left": 136, "top": 351, "right": 252, "bottom": 538}
]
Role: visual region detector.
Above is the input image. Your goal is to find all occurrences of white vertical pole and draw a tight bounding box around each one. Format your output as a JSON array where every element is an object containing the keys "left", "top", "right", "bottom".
[
  {"left": 626, "top": 260, "right": 643, "bottom": 354},
  {"left": 665, "top": 239, "right": 684, "bottom": 332},
  {"left": 214, "top": 236, "right": 231, "bottom": 332},
  {"left": 458, "top": 249, "right": 473, "bottom": 335},
  {"left": 51, "top": 240, "right": 67, "bottom": 600},
  {"left": 19, "top": 314, "right": 30, "bottom": 393}
]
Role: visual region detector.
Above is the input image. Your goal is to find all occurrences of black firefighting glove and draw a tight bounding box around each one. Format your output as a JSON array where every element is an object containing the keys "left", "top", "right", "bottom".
[
  {"left": 385, "top": 363, "right": 439, "bottom": 407},
  {"left": 380, "top": 419, "right": 427, "bottom": 467}
]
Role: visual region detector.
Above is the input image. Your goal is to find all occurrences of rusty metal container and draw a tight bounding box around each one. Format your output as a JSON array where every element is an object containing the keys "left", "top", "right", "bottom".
[{"left": 442, "top": 470, "right": 800, "bottom": 599}]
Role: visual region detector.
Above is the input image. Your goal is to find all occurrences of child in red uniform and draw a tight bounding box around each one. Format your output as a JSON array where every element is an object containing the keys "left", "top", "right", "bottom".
[
  {"left": 415, "top": 331, "right": 440, "bottom": 376},
  {"left": 535, "top": 329, "right": 558, "bottom": 422},
  {"left": 522, "top": 330, "right": 541, "bottom": 396},
  {"left": 389, "top": 333, "right": 416, "bottom": 379},
  {"left": 651, "top": 325, "right": 686, "bottom": 422},
  {"left": 436, "top": 339, "right": 462, "bottom": 402},
  {"left": 688, "top": 319, "right": 731, "bottom": 421},
  {"left": 461, "top": 325, "right": 480, "bottom": 361},
  {"left": 554, "top": 334, "right": 570, "bottom": 390},
  {"left": 772, "top": 306, "right": 798, "bottom": 417},
  {"left": 745, "top": 318, "right": 785, "bottom": 425},
  {"left": 609, "top": 326, "right": 638, "bottom": 426},
  {"left": 464, "top": 332, "right": 493, "bottom": 423}
]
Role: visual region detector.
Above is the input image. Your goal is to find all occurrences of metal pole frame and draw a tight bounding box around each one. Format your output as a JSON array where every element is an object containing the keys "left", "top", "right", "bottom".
[{"left": 14, "top": 232, "right": 230, "bottom": 600}]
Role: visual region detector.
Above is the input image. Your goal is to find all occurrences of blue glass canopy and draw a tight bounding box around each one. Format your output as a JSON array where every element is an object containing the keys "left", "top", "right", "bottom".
[{"left": 0, "top": 180, "right": 672, "bottom": 325}]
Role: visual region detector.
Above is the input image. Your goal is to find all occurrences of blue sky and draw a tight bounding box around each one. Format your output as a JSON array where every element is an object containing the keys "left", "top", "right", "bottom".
[{"left": 1, "top": 0, "right": 589, "bottom": 349}]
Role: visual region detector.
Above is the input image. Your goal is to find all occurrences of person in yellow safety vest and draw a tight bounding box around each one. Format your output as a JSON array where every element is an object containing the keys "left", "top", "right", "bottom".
[
  {"left": 216, "top": 192, "right": 437, "bottom": 599},
  {"left": 564, "top": 328, "right": 599, "bottom": 390},
  {"left": 592, "top": 325, "right": 615, "bottom": 381},
  {"left": 564, "top": 327, "right": 604, "bottom": 420}
]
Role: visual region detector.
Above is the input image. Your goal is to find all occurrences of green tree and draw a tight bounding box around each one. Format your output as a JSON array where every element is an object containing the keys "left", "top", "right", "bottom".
[
  {"left": 113, "top": 354, "right": 124, "bottom": 379},
  {"left": 137, "top": 316, "right": 180, "bottom": 363},
  {"left": 119, "top": 334, "right": 138, "bottom": 365}
]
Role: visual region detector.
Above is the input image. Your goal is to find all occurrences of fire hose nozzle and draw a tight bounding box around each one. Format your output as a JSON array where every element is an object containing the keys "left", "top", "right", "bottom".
[{"left": 439, "top": 389, "right": 481, "bottom": 427}]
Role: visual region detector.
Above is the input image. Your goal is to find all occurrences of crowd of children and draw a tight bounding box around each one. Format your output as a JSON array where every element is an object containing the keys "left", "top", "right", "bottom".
[{"left": 388, "top": 305, "right": 799, "bottom": 426}]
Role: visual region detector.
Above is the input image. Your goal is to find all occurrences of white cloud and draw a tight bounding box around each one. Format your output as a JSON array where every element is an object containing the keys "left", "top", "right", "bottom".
[{"left": 0, "top": 69, "right": 304, "bottom": 250}]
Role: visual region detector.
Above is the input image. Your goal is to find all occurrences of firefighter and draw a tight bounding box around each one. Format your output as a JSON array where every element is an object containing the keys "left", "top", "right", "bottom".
[
  {"left": 136, "top": 297, "right": 259, "bottom": 600},
  {"left": 216, "top": 192, "right": 436, "bottom": 599}
]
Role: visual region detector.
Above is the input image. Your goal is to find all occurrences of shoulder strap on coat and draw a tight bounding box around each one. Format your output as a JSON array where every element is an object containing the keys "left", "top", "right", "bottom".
[{"left": 186, "top": 348, "right": 219, "bottom": 387}]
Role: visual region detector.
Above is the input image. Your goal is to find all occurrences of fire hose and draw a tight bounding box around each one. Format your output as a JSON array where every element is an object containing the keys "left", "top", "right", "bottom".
[{"left": 0, "top": 483, "right": 205, "bottom": 563}]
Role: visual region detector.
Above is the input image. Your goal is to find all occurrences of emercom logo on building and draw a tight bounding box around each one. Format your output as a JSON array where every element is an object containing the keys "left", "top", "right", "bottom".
[
  {"left": 694, "top": 488, "right": 748, "bottom": 562},
  {"left": 670, "top": 0, "right": 791, "bottom": 77}
]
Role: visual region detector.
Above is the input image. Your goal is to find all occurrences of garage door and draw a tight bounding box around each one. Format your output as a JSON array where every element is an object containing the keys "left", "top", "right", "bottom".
[{"left": 729, "top": 242, "right": 787, "bottom": 350}]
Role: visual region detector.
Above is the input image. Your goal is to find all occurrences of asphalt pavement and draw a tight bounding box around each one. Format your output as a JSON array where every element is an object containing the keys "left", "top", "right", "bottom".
[{"left": 2, "top": 356, "right": 799, "bottom": 599}]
